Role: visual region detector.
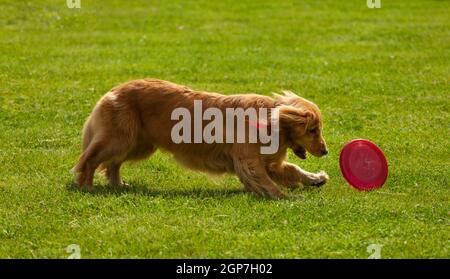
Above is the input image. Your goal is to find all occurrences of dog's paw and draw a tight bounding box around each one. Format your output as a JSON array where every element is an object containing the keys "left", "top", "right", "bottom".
[
  {"left": 312, "top": 171, "right": 329, "bottom": 186},
  {"left": 304, "top": 171, "right": 329, "bottom": 187}
]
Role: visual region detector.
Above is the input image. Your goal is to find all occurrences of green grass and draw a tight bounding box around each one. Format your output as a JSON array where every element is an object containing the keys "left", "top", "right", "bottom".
[{"left": 0, "top": 0, "right": 449, "bottom": 258}]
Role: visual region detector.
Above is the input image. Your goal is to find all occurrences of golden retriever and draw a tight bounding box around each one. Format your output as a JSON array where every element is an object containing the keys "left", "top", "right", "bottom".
[{"left": 72, "top": 79, "right": 329, "bottom": 198}]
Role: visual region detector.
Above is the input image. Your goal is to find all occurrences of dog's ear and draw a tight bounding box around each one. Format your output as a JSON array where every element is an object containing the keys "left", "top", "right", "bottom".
[{"left": 277, "top": 105, "right": 311, "bottom": 135}]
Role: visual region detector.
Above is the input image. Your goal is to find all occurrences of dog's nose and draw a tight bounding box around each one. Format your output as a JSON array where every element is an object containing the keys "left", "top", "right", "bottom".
[{"left": 321, "top": 149, "right": 328, "bottom": 156}]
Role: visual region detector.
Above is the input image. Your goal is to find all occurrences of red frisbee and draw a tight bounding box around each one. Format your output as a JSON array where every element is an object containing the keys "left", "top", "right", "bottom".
[{"left": 339, "top": 139, "right": 388, "bottom": 191}]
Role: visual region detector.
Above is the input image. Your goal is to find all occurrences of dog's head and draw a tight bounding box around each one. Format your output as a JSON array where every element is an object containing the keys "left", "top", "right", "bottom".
[{"left": 274, "top": 91, "right": 328, "bottom": 159}]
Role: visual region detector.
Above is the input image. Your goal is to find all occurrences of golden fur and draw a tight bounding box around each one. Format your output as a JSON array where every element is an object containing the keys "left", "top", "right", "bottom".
[{"left": 72, "top": 79, "right": 329, "bottom": 198}]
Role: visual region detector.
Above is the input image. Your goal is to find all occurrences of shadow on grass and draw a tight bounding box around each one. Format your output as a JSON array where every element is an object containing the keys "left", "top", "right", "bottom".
[
  {"left": 64, "top": 181, "right": 312, "bottom": 200},
  {"left": 65, "top": 180, "right": 247, "bottom": 199}
]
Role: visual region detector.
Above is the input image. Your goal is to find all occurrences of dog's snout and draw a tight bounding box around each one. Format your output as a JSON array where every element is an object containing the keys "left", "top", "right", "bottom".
[{"left": 321, "top": 149, "right": 328, "bottom": 156}]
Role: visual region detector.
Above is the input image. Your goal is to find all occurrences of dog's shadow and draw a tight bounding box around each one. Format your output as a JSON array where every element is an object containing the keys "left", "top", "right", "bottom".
[
  {"left": 65, "top": 181, "right": 310, "bottom": 200},
  {"left": 65, "top": 181, "right": 248, "bottom": 199}
]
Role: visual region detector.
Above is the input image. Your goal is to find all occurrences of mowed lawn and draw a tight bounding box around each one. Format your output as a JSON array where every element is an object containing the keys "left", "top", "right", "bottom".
[{"left": 0, "top": 0, "right": 449, "bottom": 258}]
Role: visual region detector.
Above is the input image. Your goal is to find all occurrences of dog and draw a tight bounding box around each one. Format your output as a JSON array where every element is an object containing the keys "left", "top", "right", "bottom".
[{"left": 72, "top": 79, "right": 329, "bottom": 198}]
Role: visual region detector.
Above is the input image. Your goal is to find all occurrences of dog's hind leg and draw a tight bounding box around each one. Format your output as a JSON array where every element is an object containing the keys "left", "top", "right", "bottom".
[
  {"left": 79, "top": 139, "right": 138, "bottom": 190},
  {"left": 104, "top": 162, "right": 124, "bottom": 187},
  {"left": 101, "top": 142, "right": 156, "bottom": 187},
  {"left": 74, "top": 140, "right": 122, "bottom": 191},
  {"left": 73, "top": 94, "right": 142, "bottom": 190}
]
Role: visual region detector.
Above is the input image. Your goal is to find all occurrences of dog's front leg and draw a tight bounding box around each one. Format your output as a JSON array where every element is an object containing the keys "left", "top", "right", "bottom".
[
  {"left": 234, "top": 157, "right": 285, "bottom": 199},
  {"left": 232, "top": 146, "right": 285, "bottom": 199},
  {"left": 268, "top": 162, "right": 329, "bottom": 188}
]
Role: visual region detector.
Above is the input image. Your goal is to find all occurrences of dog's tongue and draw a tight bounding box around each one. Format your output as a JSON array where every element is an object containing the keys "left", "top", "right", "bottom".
[{"left": 294, "top": 147, "right": 307, "bottom": 159}]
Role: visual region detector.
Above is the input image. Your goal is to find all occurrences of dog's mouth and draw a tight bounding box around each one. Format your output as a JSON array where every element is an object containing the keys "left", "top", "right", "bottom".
[{"left": 293, "top": 146, "right": 307, "bottom": 159}]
